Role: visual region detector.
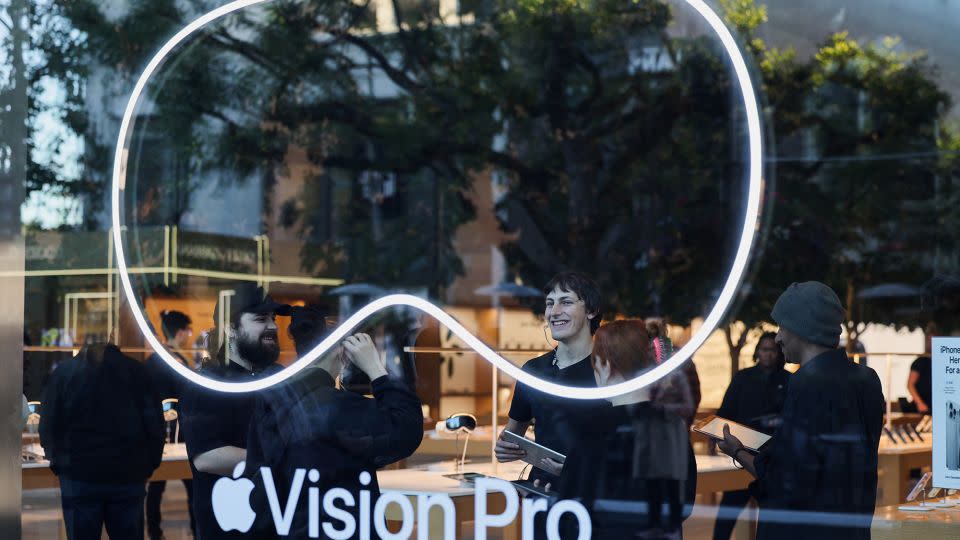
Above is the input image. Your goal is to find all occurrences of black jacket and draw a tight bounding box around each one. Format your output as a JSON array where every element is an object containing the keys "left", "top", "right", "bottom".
[
  {"left": 144, "top": 350, "right": 191, "bottom": 401},
  {"left": 718, "top": 364, "right": 791, "bottom": 433},
  {"left": 752, "top": 349, "right": 884, "bottom": 540},
  {"left": 39, "top": 344, "right": 165, "bottom": 483},
  {"left": 245, "top": 367, "right": 423, "bottom": 539}
]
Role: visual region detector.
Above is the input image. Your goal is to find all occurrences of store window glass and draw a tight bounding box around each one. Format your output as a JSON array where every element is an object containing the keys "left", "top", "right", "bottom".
[{"left": 5, "top": 0, "right": 959, "bottom": 539}]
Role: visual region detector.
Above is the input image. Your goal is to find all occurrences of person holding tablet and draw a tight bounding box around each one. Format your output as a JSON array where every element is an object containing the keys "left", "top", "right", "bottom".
[
  {"left": 712, "top": 332, "right": 790, "bottom": 540},
  {"left": 495, "top": 272, "right": 606, "bottom": 487},
  {"left": 716, "top": 282, "right": 884, "bottom": 540}
]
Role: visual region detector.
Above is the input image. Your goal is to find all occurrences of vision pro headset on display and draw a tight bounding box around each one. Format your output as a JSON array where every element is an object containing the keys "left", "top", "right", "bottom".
[{"left": 435, "top": 413, "right": 477, "bottom": 472}]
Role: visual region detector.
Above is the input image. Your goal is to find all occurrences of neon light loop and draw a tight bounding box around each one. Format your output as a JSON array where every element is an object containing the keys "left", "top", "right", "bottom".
[{"left": 111, "top": 0, "right": 763, "bottom": 397}]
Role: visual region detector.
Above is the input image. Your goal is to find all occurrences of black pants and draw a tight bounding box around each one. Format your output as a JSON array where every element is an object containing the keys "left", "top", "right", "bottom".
[
  {"left": 712, "top": 489, "right": 753, "bottom": 540},
  {"left": 60, "top": 476, "right": 145, "bottom": 540},
  {"left": 146, "top": 479, "right": 195, "bottom": 536}
]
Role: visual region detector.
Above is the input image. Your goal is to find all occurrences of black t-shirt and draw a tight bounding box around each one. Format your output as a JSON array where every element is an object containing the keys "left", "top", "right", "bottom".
[
  {"left": 910, "top": 356, "right": 932, "bottom": 408},
  {"left": 508, "top": 351, "right": 604, "bottom": 484},
  {"left": 180, "top": 361, "right": 281, "bottom": 540}
]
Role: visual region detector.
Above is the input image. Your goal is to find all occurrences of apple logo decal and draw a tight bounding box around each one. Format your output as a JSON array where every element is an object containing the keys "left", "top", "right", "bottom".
[
  {"left": 111, "top": 0, "right": 763, "bottom": 400},
  {"left": 212, "top": 461, "right": 257, "bottom": 533}
]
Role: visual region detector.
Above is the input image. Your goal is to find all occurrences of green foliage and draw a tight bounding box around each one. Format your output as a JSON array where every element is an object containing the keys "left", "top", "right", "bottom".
[{"left": 11, "top": 0, "right": 960, "bottom": 334}]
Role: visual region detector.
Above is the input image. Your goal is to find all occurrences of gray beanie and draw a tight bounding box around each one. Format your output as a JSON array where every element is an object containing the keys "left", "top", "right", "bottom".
[{"left": 771, "top": 281, "right": 845, "bottom": 348}]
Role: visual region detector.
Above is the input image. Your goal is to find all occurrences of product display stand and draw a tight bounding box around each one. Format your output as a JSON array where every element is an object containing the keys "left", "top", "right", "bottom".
[{"left": 899, "top": 472, "right": 935, "bottom": 512}]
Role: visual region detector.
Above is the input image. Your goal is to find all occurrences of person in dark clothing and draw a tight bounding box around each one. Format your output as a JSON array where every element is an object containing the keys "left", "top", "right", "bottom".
[
  {"left": 557, "top": 320, "right": 695, "bottom": 540},
  {"left": 907, "top": 322, "right": 936, "bottom": 414},
  {"left": 243, "top": 319, "right": 424, "bottom": 540},
  {"left": 495, "top": 273, "right": 610, "bottom": 540},
  {"left": 39, "top": 344, "right": 165, "bottom": 540},
  {"left": 496, "top": 272, "right": 607, "bottom": 487},
  {"left": 712, "top": 332, "right": 791, "bottom": 540},
  {"left": 144, "top": 310, "right": 196, "bottom": 540},
  {"left": 179, "top": 284, "right": 289, "bottom": 540},
  {"left": 717, "top": 282, "right": 884, "bottom": 540}
]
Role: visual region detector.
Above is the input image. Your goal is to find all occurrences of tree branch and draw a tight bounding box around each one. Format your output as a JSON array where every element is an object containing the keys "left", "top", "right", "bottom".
[
  {"left": 317, "top": 24, "right": 424, "bottom": 95},
  {"left": 207, "top": 30, "right": 287, "bottom": 80}
]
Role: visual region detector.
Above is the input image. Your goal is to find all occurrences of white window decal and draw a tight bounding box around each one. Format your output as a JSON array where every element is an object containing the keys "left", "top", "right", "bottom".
[{"left": 110, "top": 0, "right": 764, "bottom": 398}]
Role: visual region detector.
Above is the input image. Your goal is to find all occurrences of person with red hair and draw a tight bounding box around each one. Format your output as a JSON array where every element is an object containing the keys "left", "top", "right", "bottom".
[{"left": 554, "top": 319, "right": 697, "bottom": 540}]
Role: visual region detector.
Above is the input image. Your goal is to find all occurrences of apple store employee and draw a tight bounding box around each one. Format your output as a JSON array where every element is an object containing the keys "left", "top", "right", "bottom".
[
  {"left": 497, "top": 272, "right": 607, "bottom": 486},
  {"left": 180, "top": 285, "right": 288, "bottom": 540}
]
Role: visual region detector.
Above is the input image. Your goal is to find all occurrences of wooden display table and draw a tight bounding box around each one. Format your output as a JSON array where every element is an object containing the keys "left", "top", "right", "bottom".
[
  {"left": 872, "top": 498, "right": 960, "bottom": 540},
  {"left": 379, "top": 462, "right": 527, "bottom": 540},
  {"left": 696, "top": 454, "right": 753, "bottom": 496},
  {"left": 876, "top": 441, "right": 931, "bottom": 507},
  {"left": 23, "top": 445, "right": 753, "bottom": 540},
  {"left": 21, "top": 443, "right": 192, "bottom": 490}
]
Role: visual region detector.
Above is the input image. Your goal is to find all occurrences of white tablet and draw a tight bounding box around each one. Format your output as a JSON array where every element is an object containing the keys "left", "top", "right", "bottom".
[
  {"left": 692, "top": 415, "right": 771, "bottom": 452},
  {"left": 502, "top": 430, "right": 566, "bottom": 472}
]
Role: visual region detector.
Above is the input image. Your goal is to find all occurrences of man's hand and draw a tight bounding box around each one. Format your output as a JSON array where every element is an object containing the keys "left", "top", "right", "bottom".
[
  {"left": 533, "top": 478, "right": 553, "bottom": 492},
  {"left": 716, "top": 424, "right": 745, "bottom": 458},
  {"left": 495, "top": 431, "right": 526, "bottom": 463},
  {"left": 342, "top": 333, "right": 387, "bottom": 380},
  {"left": 918, "top": 402, "right": 930, "bottom": 414},
  {"left": 539, "top": 457, "right": 563, "bottom": 476}
]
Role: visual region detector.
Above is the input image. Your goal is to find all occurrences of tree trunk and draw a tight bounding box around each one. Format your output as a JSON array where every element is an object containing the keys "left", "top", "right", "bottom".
[
  {"left": 845, "top": 278, "right": 857, "bottom": 354},
  {"left": 1, "top": 0, "right": 28, "bottom": 236},
  {"left": 724, "top": 323, "right": 750, "bottom": 381}
]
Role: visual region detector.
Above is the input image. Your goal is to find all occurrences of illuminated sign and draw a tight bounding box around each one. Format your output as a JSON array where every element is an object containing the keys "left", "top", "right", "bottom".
[
  {"left": 211, "top": 464, "right": 590, "bottom": 540},
  {"left": 111, "top": 0, "right": 763, "bottom": 398}
]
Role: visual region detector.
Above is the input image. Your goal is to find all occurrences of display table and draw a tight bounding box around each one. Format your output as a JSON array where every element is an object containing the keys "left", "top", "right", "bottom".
[
  {"left": 23, "top": 446, "right": 753, "bottom": 539},
  {"left": 877, "top": 440, "right": 932, "bottom": 507},
  {"left": 379, "top": 462, "right": 527, "bottom": 540},
  {"left": 695, "top": 454, "right": 753, "bottom": 506},
  {"left": 872, "top": 498, "right": 960, "bottom": 540},
  {"left": 21, "top": 443, "right": 192, "bottom": 490},
  {"left": 379, "top": 456, "right": 751, "bottom": 539}
]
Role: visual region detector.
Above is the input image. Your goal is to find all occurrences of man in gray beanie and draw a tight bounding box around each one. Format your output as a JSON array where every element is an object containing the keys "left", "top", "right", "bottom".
[{"left": 718, "top": 281, "right": 884, "bottom": 540}]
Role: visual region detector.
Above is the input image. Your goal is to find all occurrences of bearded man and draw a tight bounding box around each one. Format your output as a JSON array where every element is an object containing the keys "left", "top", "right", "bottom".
[{"left": 179, "top": 283, "right": 290, "bottom": 540}]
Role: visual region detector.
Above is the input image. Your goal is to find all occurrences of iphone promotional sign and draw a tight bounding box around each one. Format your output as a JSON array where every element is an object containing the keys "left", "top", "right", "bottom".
[{"left": 933, "top": 337, "right": 960, "bottom": 489}]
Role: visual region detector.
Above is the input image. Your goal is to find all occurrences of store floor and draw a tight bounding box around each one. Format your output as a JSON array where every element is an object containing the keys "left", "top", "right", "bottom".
[
  {"left": 23, "top": 488, "right": 739, "bottom": 539},
  {"left": 23, "top": 482, "right": 194, "bottom": 540}
]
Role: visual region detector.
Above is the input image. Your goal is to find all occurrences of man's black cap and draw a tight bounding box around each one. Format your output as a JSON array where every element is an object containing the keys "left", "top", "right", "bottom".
[{"left": 214, "top": 283, "right": 291, "bottom": 328}]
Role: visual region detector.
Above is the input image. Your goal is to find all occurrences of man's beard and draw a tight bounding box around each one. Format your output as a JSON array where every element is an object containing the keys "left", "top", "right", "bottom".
[{"left": 236, "top": 329, "right": 280, "bottom": 368}]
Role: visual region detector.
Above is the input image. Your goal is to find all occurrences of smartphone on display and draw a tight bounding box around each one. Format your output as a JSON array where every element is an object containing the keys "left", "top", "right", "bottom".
[{"left": 883, "top": 427, "right": 899, "bottom": 445}]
